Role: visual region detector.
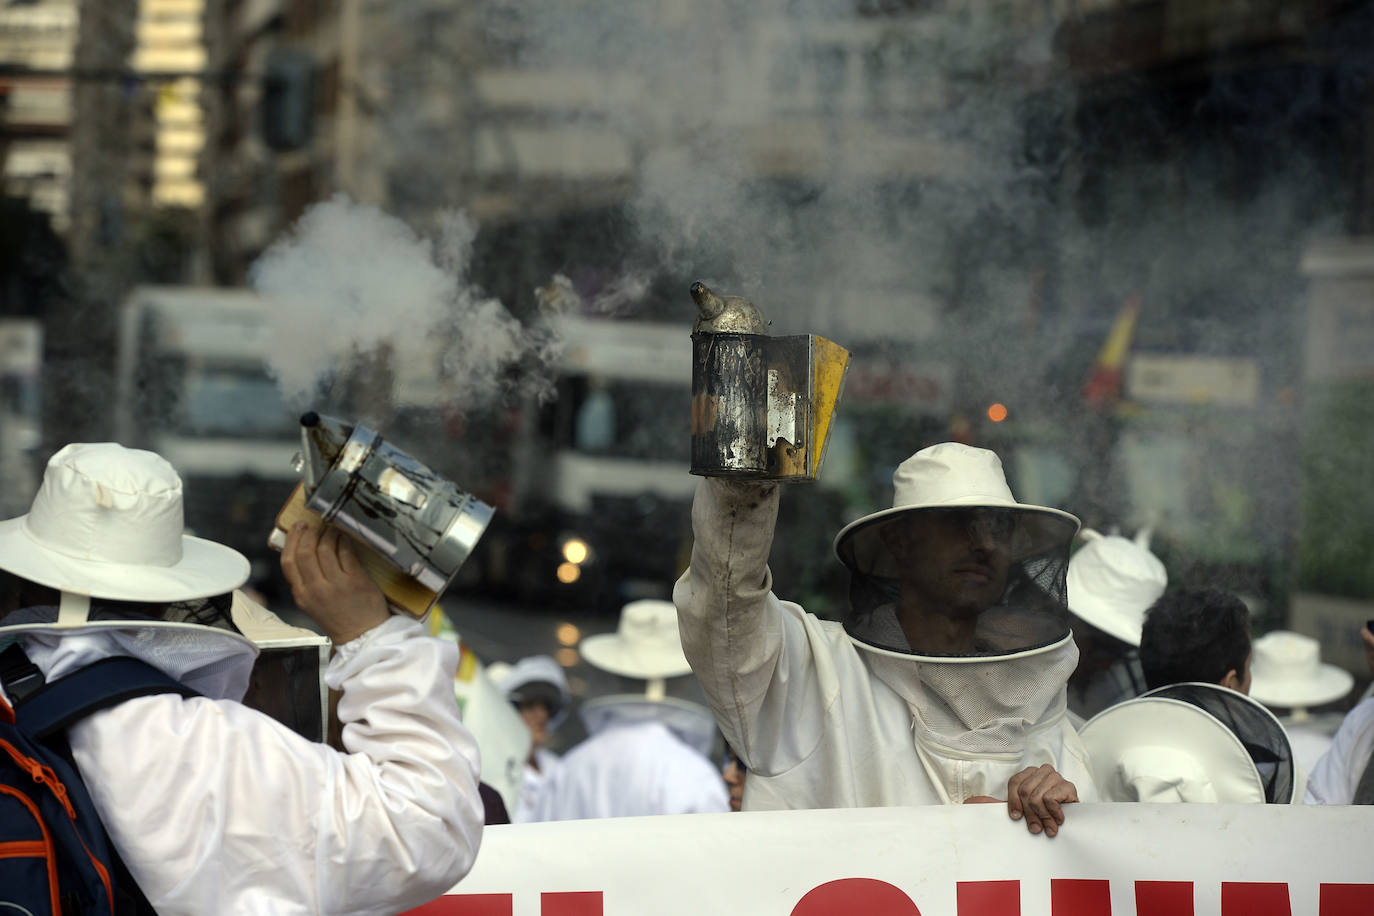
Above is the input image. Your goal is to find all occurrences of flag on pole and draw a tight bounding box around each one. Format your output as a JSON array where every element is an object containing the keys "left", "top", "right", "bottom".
[{"left": 1082, "top": 292, "right": 1142, "bottom": 410}]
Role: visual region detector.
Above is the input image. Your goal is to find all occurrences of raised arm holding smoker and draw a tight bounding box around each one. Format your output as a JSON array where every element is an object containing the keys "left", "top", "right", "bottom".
[{"left": 672, "top": 284, "right": 1094, "bottom": 837}]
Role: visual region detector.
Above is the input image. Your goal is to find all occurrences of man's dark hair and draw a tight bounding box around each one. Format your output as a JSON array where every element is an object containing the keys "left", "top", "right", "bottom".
[{"left": 1139, "top": 588, "right": 1251, "bottom": 690}]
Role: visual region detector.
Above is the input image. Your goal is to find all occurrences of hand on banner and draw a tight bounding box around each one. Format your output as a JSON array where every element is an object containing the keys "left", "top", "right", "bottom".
[
  {"left": 1005, "top": 764, "right": 1078, "bottom": 838},
  {"left": 281, "top": 522, "right": 389, "bottom": 645}
]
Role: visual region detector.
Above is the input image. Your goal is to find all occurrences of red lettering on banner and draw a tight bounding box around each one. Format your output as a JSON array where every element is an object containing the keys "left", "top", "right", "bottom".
[
  {"left": 402, "top": 893, "right": 512, "bottom": 916},
  {"left": 1320, "top": 884, "right": 1374, "bottom": 915},
  {"left": 958, "top": 880, "right": 1020, "bottom": 915},
  {"left": 1221, "top": 883, "right": 1292, "bottom": 916},
  {"left": 1050, "top": 879, "right": 1110, "bottom": 915},
  {"left": 791, "top": 878, "right": 922, "bottom": 914},
  {"left": 541, "top": 892, "right": 603, "bottom": 916},
  {"left": 1134, "top": 881, "right": 1193, "bottom": 915}
]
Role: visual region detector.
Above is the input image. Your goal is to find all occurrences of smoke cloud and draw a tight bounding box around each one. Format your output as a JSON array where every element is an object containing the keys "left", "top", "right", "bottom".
[
  {"left": 331, "top": 0, "right": 1368, "bottom": 613},
  {"left": 249, "top": 194, "right": 562, "bottom": 412}
]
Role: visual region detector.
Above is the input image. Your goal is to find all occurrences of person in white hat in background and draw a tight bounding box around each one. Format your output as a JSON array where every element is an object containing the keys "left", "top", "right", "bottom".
[
  {"left": 1246, "top": 629, "right": 1354, "bottom": 779},
  {"left": 675, "top": 442, "right": 1094, "bottom": 838},
  {"left": 1306, "top": 623, "right": 1374, "bottom": 804},
  {"left": 0, "top": 443, "right": 484, "bottom": 915},
  {"left": 531, "top": 599, "right": 729, "bottom": 820},
  {"left": 1138, "top": 587, "right": 1254, "bottom": 695},
  {"left": 1064, "top": 527, "right": 1166, "bottom": 723},
  {"left": 494, "top": 654, "right": 571, "bottom": 822},
  {"left": 1078, "top": 681, "right": 1298, "bottom": 804}
]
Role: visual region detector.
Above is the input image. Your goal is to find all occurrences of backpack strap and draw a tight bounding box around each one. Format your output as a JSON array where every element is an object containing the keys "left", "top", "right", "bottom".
[
  {"left": 0, "top": 641, "right": 48, "bottom": 704},
  {"left": 9, "top": 653, "right": 200, "bottom": 742}
]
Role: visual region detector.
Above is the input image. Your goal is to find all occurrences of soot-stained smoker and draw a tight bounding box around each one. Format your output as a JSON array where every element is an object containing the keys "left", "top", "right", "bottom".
[
  {"left": 689, "top": 281, "right": 850, "bottom": 482},
  {"left": 270, "top": 411, "right": 494, "bottom": 617}
]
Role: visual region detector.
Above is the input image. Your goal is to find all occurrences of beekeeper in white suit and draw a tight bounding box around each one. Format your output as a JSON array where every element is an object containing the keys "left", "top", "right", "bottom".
[
  {"left": 674, "top": 442, "right": 1097, "bottom": 837},
  {"left": 1064, "top": 527, "right": 1166, "bottom": 722},
  {"left": 495, "top": 654, "right": 571, "bottom": 822},
  {"left": 0, "top": 443, "right": 484, "bottom": 915},
  {"left": 532, "top": 600, "right": 728, "bottom": 820},
  {"left": 1079, "top": 681, "right": 1298, "bottom": 804}
]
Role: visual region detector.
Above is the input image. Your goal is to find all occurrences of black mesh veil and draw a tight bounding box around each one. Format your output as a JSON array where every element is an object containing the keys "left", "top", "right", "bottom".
[
  {"left": 0, "top": 593, "right": 241, "bottom": 635},
  {"left": 836, "top": 507, "right": 1078, "bottom": 658},
  {"left": 1142, "top": 682, "right": 1296, "bottom": 804}
]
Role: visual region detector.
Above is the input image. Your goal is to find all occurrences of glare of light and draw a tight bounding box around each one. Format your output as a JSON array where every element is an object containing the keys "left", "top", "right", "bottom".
[
  {"left": 556, "top": 622, "right": 581, "bottom": 646},
  {"left": 986, "top": 403, "right": 1008, "bottom": 423},
  {"left": 556, "top": 648, "right": 579, "bottom": 667},
  {"left": 556, "top": 562, "right": 581, "bottom": 584},
  {"left": 562, "top": 538, "right": 589, "bottom": 565}
]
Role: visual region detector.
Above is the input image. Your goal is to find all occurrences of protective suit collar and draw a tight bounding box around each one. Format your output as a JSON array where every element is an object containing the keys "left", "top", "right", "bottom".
[
  {"left": 579, "top": 695, "right": 718, "bottom": 757},
  {"left": 15, "top": 616, "right": 257, "bottom": 701},
  {"left": 861, "top": 635, "right": 1078, "bottom": 757}
]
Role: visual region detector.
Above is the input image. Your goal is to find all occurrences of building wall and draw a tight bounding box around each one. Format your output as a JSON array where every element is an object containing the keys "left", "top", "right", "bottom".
[{"left": 0, "top": 0, "right": 79, "bottom": 231}]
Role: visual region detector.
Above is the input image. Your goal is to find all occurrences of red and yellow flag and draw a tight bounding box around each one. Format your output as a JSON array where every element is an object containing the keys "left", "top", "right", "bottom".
[{"left": 1082, "top": 292, "right": 1142, "bottom": 410}]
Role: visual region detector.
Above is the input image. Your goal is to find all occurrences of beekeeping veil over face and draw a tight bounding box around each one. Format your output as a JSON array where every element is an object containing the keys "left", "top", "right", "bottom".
[
  {"left": 0, "top": 444, "right": 329, "bottom": 741},
  {"left": 833, "top": 444, "right": 1081, "bottom": 754}
]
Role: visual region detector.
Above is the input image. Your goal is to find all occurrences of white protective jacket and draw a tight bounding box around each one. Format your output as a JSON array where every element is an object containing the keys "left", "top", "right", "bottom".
[
  {"left": 673, "top": 477, "right": 1097, "bottom": 810},
  {"left": 1305, "top": 696, "right": 1374, "bottom": 804},
  {"left": 531, "top": 710, "right": 728, "bottom": 820},
  {"left": 6, "top": 612, "right": 484, "bottom": 916},
  {"left": 512, "top": 747, "right": 561, "bottom": 823}
]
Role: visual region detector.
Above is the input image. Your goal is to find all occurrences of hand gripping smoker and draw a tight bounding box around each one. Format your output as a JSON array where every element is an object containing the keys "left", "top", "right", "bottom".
[{"left": 269, "top": 411, "right": 494, "bottom": 617}]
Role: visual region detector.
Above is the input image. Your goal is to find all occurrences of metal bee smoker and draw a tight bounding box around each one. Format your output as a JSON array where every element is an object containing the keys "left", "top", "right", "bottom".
[
  {"left": 293, "top": 411, "right": 494, "bottom": 612},
  {"left": 689, "top": 282, "right": 850, "bottom": 481}
]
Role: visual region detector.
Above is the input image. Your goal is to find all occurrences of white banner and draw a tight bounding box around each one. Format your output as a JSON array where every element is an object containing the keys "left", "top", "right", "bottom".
[{"left": 404, "top": 804, "right": 1373, "bottom": 916}]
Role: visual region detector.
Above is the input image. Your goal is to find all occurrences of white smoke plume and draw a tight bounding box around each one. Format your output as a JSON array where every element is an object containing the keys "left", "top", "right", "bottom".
[{"left": 249, "top": 194, "right": 563, "bottom": 411}]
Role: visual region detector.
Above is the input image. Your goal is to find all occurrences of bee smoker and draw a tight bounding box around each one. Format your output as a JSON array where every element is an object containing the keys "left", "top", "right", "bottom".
[
  {"left": 293, "top": 411, "right": 494, "bottom": 610},
  {"left": 689, "top": 282, "right": 850, "bottom": 481}
]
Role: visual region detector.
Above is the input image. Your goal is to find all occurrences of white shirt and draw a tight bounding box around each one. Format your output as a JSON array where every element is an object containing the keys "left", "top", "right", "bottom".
[
  {"left": 531, "top": 718, "right": 728, "bottom": 820},
  {"left": 512, "top": 747, "right": 561, "bottom": 823},
  {"left": 674, "top": 477, "right": 1097, "bottom": 810},
  {"left": 1306, "top": 697, "right": 1374, "bottom": 804},
  {"left": 12, "top": 614, "right": 484, "bottom": 915}
]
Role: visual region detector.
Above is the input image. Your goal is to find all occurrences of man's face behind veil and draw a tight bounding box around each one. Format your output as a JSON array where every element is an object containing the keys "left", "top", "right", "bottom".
[{"left": 887, "top": 509, "right": 1014, "bottom": 619}]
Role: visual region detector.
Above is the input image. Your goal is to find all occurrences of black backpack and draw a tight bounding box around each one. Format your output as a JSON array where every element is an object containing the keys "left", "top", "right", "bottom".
[{"left": 0, "top": 644, "right": 197, "bottom": 915}]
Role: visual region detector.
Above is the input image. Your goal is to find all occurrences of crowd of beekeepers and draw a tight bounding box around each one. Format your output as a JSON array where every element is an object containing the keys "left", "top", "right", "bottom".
[{"left": 0, "top": 287, "right": 1371, "bottom": 915}]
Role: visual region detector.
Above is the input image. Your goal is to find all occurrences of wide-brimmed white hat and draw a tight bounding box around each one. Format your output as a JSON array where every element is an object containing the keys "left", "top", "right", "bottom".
[
  {"left": 834, "top": 443, "right": 1079, "bottom": 577},
  {"left": 1248, "top": 631, "right": 1354, "bottom": 709},
  {"left": 0, "top": 443, "right": 249, "bottom": 606},
  {"left": 1079, "top": 682, "right": 1294, "bottom": 804},
  {"left": 580, "top": 599, "right": 691, "bottom": 680},
  {"left": 1065, "top": 528, "right": 1166, "bottom": 647}
]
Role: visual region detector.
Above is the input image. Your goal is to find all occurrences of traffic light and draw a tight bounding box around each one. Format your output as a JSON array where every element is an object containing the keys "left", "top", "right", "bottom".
[{"left": 261, "top": 48, "right": 314, "bottom": 151}]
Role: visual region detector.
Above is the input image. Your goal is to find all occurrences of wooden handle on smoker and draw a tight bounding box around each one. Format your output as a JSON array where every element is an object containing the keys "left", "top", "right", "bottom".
[{"left": 269, "top": 482, "right": 437, "bottom": 619}]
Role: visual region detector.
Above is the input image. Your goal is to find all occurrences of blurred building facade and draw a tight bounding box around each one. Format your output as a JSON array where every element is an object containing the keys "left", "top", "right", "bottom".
[
  {"left": 0, "top": 0, "right": 79, "bottom": 230},
  {"left": 4, "top": 0, "right": 1374, "bottom": 665}
]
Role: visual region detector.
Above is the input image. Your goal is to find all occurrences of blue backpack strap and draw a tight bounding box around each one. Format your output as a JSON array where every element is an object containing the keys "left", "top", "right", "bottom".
[{"left": 14, "top": 655, "right": 200, "bottom": 741}]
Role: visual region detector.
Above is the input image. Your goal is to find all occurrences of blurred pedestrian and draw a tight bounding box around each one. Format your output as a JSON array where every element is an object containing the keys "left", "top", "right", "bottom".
[
  {"left": 1079, "top": 681, "right": 1297, "bottom": 804},
  {"left": 0, "top": 443, "right": 484, "bottom": 914},
  {"left": 532, "top": 600, "right": 728, "bottom": 820},
  {"left": 721, "top": 743, "right": 747, "bottom": 812},
  {"left": 1139, "top": 588, "right": 1252, "bottom": 693},
  {"left": 495, "top": 654, "right": 570, "bottom": 822},
  {"left": 675, "top": 442, "right": 1094, "bottom": 838},
  {"left": 1247, "top": 630, "right": 1354, "bottom": 779},
  {"left": 1305, "top": 625, "right": 1374, "bottom": 804},
  {"left": 1064, "top": 527, "right": 1165, "bottom": 722}
]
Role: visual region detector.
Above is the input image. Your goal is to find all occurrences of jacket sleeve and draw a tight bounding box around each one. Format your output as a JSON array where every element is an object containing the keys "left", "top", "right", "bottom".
[
  {"left": 1305, "top": 696, "right": 1374, "bottom": 804},
  {"left": 71, "top": 615, "right": 484, "bottom": 916},
  {"left": 672, "top": 476, "right": 831, "bottom": 776}
]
